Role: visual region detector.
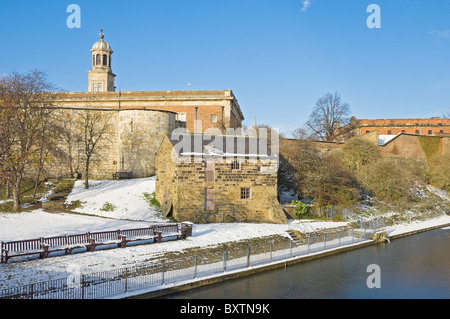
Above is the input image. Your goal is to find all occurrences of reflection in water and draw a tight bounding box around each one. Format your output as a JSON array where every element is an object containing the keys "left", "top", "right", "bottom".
[{"left": 162, "top": 228, "right": 450, "bottom": 299}]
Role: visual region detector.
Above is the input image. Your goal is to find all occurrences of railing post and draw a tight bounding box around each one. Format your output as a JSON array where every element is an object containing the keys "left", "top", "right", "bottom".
[
  {"left": 247, "top": 247, "right": 250, "bottom": 268},
  {"left": 324, "top": 233, "right": 327, "bottom": 250},
  {"left": 124, "top": 268, "right": 128, "bottom": 294},
  {"left": 223, "top": 251, "right": 227, "bottom": 272},
  {"left": 339, "top": 230, "right": 341, "bottom": 247},
  {"left": 289, "top": 240, "right": 292, "bottom": 258},
  {"left": 269, "top": 244, "right": 272, "bottom": 263},
  {"left": 81, "top": 274, "right": 85, "bottom": 299},
  {"left": 194, "top": 256, "right": 198, "bottom": 279},
  {"left": 307, "top": 237, "right": 310, "bottom": 254},
  {"left": 161, "top": 262, "right": 165, "bottom": 285}
]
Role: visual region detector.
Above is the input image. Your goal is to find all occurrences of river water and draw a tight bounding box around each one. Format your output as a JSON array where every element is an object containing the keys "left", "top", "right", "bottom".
[{"left": 162, "top": 227, "right": 450, "bottom": 299}]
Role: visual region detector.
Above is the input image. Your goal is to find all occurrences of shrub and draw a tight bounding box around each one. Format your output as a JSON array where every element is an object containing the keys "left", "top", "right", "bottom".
[
  {"left": 279, "top": 138, "right": 360, "bottom": 209},
  {"left": 291, "top": 200, "right": 310, "bottom": 218},
  {"left": 100, "top": 202, "right": 116, "bottom": 212},
  {"left": 357, "top": 157, "right": 416, "bottom": 208},
  {"left": 340, "top": 138, "right": 380, "bottom": 171}
]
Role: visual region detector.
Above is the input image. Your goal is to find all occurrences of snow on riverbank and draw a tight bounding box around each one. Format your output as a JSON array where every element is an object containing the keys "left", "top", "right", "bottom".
[{"left": 0, "top": 177, "right": 449, "bottom": 289}]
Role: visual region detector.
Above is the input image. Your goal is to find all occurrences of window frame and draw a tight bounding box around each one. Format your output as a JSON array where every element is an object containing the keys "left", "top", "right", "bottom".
[
  {"left": 231, "top": 158, "right": 240, "bottom": 170},
  {"left": 240, "top": 187, "right": 251, "bottom": 200}
]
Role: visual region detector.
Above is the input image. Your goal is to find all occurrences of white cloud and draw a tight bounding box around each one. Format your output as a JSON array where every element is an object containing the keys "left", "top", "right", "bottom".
[
  {"left": 429, "top": 30, "right": 450, "bottom": 39},
  {"left": 301, "top": 0, "right": 312, "bottom": 12}
]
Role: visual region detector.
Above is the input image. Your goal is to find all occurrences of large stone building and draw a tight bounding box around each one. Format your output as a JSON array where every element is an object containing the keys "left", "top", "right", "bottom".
[
  {"left": 49, "top": 31, "right": 245, "bottom": 179},
  {"left": 155, "top": 133, "right": 288, "bottom": 224},
  {"left": 356, "top": 117, "right": 450, "bottom": 136}
]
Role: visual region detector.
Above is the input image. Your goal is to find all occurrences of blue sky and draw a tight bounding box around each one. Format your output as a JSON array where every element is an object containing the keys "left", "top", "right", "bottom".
[{"left": 1, "top": 0, "right": 450, "bottom": 135}]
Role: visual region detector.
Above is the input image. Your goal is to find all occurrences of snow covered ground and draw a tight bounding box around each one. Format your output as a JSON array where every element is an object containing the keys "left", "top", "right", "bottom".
[
  {"left": 0, "top": 177, "right": 449, "bottom": 290},
  {"left": 65, "top": 177, "right": 168, "bottom": 222}
]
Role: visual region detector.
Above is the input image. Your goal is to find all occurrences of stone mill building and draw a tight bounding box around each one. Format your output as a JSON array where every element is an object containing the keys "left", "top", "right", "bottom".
[{"left": 155, "top": 133, "right": 288, "bottom": 224}]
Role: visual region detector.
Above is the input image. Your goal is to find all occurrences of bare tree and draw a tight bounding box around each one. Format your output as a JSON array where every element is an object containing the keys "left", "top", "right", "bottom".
[
  {"left": 0, "top": 70, "right": 58, "bottom": 211},
  {"left": 55, "top": 108, "right": 80, "bottom": 178},
  {"left": 305, "top": 92, "right": 355, "bottom": 142},
  {"left": 75, "top": 109, "right": 114, "bottom": 189}
]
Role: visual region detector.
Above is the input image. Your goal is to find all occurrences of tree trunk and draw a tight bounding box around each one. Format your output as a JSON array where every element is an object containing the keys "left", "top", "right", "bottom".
[
  {"left": 5, "top": 180, "right": 11, "bottom": 199},
  {"left": 84, "top": 161, "right": 90, "bottom": 189},
  {"left": 12, "top": 179, "right": 21, "bottom": 212},
  {"left": 33, "top": 169, "right": 42, "bottom": 199}
]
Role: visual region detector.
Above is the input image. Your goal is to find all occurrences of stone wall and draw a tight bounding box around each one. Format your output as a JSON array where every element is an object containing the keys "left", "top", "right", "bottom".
[
  {"left": 47, "top": 107, "right": 175, "bottom": 180},
  {"left": 118, "top": 109, "right": 176, "bottom": 178}
]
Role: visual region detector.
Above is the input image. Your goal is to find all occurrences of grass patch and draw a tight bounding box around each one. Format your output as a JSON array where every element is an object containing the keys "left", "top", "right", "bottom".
[
  {"left": 142, "top": 192, "right": 160, "bottom": 208},
  {"left": 100, "top": 202, "right": 117, "bottom": 212}
]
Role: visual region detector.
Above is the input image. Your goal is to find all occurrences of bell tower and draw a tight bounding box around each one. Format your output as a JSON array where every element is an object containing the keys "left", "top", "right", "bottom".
[{"left": 87, "top": 29, "right": 116, "bottom": 92}]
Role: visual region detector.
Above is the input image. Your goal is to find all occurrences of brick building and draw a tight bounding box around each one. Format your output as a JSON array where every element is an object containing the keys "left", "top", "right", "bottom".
[
  {"left": 356, "top": 117, "right": 450, "bottom": 136},
  {"left": 46, "top": 31, "right": 245, "bottom": 179},
  {"left": 56, "top": 31, "right": 244, "bottom": 133},
  {"left": 155, "top": 133, "right": 288, "bottom": 224}
]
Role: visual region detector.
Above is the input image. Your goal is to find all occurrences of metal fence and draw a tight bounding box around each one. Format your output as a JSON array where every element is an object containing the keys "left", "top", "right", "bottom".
[{"left": 0, "top": 227, "right": 376, "bottom": 299}]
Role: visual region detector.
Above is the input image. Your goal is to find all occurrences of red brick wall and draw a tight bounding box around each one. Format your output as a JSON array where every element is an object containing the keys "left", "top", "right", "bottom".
[{"left": 357, "top": 118, "right": 450, "bottom": 136}]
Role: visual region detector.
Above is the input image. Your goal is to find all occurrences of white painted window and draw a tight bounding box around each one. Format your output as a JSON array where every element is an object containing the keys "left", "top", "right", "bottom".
[
  {"left": 92, "top": 82, "right": 103, "bottom": 92},
  {"left": 176, "top": 112, "right": 186, "bottom": 121}
]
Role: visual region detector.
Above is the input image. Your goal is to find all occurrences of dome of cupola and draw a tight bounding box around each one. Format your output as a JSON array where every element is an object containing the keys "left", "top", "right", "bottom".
[{"left": 91, "top": 29, "right": 113, "bottom": 52}]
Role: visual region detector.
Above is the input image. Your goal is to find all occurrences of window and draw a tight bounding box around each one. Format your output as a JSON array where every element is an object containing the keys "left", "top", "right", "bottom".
[
  {"left": 366, "top": 130, "right": 370, "bottom": 134},
  {"left": 96, "top": 54, "right": 101, "bottom": 65},
  {"left": 415, "top": 130, "right": 420, "bottom": 135},
  {"left": 240, "top": 187, "right": 251, "bottom": 200},
  {"left": 205, "top": 171, "right": 214, "bottom": 181},
  {"left": 103, "top": 54, "right": 108, "bottom": 66},
  {"left": 211, "top": 114, "right": 218, "bottom": 123},
  {"left": 92, "top": 82, "right": 103, "bottom": 92},
  {"left": 387, "top": 130, "right": 392, "bottom": 135},
  {"left": 428, "top": 130, "right": 433, "bottom": 135},
  {"left": 176, "top": 113, "right": 186, "bottom": 122},
  {"left": 440, "top": 130, "right": 444, "bottom": 134},
  {"left": 401, "top": 130, "right": 406, "bottom": 134},
  {"left": 231, "top": 158, "right": 240, "bottom": 170}
]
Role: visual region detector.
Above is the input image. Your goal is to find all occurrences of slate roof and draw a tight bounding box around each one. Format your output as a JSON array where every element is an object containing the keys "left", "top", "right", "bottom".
[{"left": 167, "top": 133, "right": 278, "bottom": 159}]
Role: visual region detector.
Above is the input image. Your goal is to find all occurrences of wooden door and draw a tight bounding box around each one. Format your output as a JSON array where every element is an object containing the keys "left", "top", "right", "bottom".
[{"left": 205, "top": 188, "right": 215, "bottom": 211}]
